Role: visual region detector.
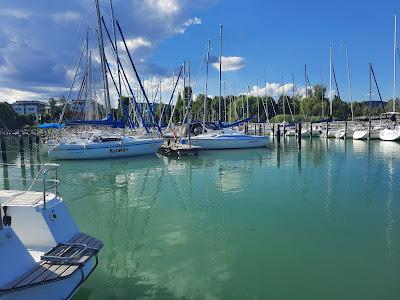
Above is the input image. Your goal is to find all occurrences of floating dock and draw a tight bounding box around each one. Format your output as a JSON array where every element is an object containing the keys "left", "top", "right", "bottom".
[{"left": 159, "top": 143, "right": 201, "bottom": 157}]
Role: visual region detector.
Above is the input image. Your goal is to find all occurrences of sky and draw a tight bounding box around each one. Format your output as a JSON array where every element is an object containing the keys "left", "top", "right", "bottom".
[{"left": 0, "top": 0, "right": 399, "bottom": 107}]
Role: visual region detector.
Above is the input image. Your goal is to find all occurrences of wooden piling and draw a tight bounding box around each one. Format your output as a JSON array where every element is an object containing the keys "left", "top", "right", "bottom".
[
  {"left": 368, "top": 120, "right": 371, "bottom": 140},
  {"left": 325, "top": 121, "right": 329, "bottom": 138},
  {"left": 298, "top": 123, "right": 302, "bottom": 148},
  {"left": 0, "top": 132, "right": 7, "bottom": 163},
  {"left": 344, "top": 121, "right": 348, "bottom": 139},
  {"left": 277, "top": 124, "right": 281, "bottom": 143},
  {"left": 19, "top": 131, "right": 25, "bottom": 161},
  {"left": 310, "top": 122, "right": 313, "bottom": 138},
  {"left": 272, "top": 123, "right": 275, "bottom": 138},
  {"left": 35, "top": 130, "right": 40, "bottom": 145},
  {"left": 28, "top": 130, "right": 33, "bottom": 151}
]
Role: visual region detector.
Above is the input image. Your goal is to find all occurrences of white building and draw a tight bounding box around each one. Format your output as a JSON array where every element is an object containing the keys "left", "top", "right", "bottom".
[{"left": 12, "top": 100, "right": 46, "bottom": 117}]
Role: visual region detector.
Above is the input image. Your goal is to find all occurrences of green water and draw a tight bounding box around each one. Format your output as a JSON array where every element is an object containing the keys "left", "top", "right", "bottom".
[{"left": 1, "top": 138, "right": 400, "bottom": 299}]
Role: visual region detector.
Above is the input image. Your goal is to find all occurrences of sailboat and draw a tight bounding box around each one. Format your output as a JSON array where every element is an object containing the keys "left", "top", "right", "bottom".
[
  {"left": 48, "top": 0, "right": 163, "bottom": 160},
  {"left": 182, "top": 27, "right": 268, "bottom": 149},
  {"left": 0, "top": 164, "right": 103, "bottom": 299},
  {"left": 353, "top": 63, "right": 384, "bottom": 140},
  {"left": 380, "top": 13, "right": 400, "bottom": 141}
]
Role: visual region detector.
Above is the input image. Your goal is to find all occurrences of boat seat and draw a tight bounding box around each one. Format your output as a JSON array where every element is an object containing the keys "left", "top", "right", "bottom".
[{"left": 0, "top": 232, "right": 103, "bottom": 295}]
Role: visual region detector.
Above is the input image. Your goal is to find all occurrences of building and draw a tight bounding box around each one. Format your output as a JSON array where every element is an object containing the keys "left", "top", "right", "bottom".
[{"left": 12, "top": 100, "right": 46, "bottom": 117}]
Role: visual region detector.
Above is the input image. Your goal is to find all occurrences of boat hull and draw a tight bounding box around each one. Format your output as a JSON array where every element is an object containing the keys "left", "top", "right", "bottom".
[
  {"left": 48, "top": 139, "right": 163, "bottom": 160},
  {"left": 380, "top": 128, "right": 400, "bottom": 141},
  {"left": 353, "top": 129, "right": 381, "bottom": 140},
  {"left": 3, "top": 258, "right": 95, "bottom": 300}
]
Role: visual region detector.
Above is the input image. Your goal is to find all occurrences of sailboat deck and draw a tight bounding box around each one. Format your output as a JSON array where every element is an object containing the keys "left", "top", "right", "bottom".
[{"left": 0, "top": 233, "right": 103, "bottom": 295}]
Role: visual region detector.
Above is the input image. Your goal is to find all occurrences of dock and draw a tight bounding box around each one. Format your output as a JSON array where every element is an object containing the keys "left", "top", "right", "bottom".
[{"left": 159, "top": 143, "right": 201, "bottom": 157}]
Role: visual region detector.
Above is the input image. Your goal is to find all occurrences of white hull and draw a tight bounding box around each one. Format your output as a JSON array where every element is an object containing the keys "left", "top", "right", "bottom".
[
  {"left": 353, "top": 129, "right": 381, "bottom": 140},
  {"left": 4, "top": 259, "right": 95, "bottom": 300},
  {"left": 380, "top": 127, "right": 400, "bottom": 141},
  {"left": 48, "top": 138, "right": 163, "bottom": 160},
  {"left": 182, "top": 135, "right": 268, "bottom": 149},
  {"left": 300, "top": 128, "right": 321, "bottom": 137}
]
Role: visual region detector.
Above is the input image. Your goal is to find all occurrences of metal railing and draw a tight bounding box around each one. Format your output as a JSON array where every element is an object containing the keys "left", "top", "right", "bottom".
[{"left": 41, "top": 163, "right": 60, "bottom": 209}]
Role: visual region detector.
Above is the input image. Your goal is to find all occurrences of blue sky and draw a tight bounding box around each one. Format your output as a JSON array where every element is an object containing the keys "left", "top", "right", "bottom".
[{"left": 0, "top": 0, "right": 399, "bottom": 106}]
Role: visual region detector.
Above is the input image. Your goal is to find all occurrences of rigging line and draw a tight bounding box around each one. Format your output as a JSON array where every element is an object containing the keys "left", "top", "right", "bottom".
[
  {"left": 102, "top": 17, "right": 148, "bottom": 132},
  {"left": 370, "top": 63, "right": 385, "bottom": 107},
  {"left": 116, "top": 21, "right": 162, "bottom": 134},
  {"left": 332, "top": 66, "right": 341, "bottom": 99},
  {"left": 58, "top": 39, "right": 87, "bottom": 124},
  {"left": 0, "top": 117, "right": 9, "bottom": 131}
]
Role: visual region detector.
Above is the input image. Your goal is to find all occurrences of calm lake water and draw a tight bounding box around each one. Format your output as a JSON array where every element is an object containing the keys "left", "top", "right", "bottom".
[{"left": 1, "top": 138, "right": 400, "bottom": 299}]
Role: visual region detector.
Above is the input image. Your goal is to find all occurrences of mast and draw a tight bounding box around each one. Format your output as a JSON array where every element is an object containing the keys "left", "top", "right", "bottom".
[
  {"left": 219, "top": 24, "right": 223, "bottom": 122},
  {"left": 187, "top": 61, "right": 192, "bottom": 146},
  {"left": 304, "top": 65, "right": 308, "bottom": 98},
  {"left": 329, "top": 45, "right": 333, "bottom": 117},
  {"left": 110, "top": 0, "right": 121, "bottom": 115},
  {"left": 84, "top": 28, "right": 89, "bottom": 110},
  {"left": 345, "top": 43, "right": 354, "bottom": 121},
  {"left": 393, "top": 13, "right": 397, "bottom": 112},
  {"left": 369, "top": 62, "right": 372, "bottom": 119},
  {"left": 203, "top": 40, "right": 210, "bottom": 133},
  {"left": 95, "top": 0, "right": 111, "bottom": 115},
  {"left": 256, "top": 79, "right": 260, "bottom": 122},
  {"left": 264, "top": 70, "right": 269, "bottom": 123},
  {"left": 320, "top": 67, "right": 324, "bottom": 117},
  {"left": 292, "top": 73, "right": 295, "bottom": 116},
  {"left": 282, "top": 76, "right": 286, "bottom": 122}
]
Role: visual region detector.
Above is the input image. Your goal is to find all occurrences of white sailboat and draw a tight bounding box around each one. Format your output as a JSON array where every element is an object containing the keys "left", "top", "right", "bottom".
[
  {"left": 380, "top": 14, "right": 400, "bottom": 141},
  {"left": 0, "top": 164, "right": 102, "bottom": 299},
  {"left": 48, "top": 134, "right": 163, "bottom": 160},
  {"left": 181, "top": 28, "right": 268, "bottom": 150}
]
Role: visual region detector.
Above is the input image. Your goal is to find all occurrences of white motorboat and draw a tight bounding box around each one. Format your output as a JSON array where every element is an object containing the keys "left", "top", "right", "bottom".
[
  {"left": 0, "top": 164, "right": 103, "bottom": 299},
  {"left": 180, "top": 129, "right": 268, "bottom": 149},
  {"left": 48, "top": 134, "right": 163, "bottom": 160}
]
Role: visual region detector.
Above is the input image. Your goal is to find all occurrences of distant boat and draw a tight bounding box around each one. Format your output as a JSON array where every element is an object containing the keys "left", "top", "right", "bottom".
[
  {"left": 181, "top": 128, "right": 268, "bottom": 149},
  {"left": 0, "top": 164, "right": 103, "bottom": 299}
]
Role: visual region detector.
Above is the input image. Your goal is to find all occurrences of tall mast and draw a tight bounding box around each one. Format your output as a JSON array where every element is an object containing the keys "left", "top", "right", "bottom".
[
  {"left": 304, "top": 64, "right": 308, "bottom": 98},
  {"left": 292, "top": 73, "right": 295, "bottom": 116},
  {"left": 282, "top": 76, "right": 286, "bottom": 122},
  {"left": 320, "top": 67, "right": 324, "bottom": 117},
  {"left": 95, "top": 0, "right": 111, "bottom": 115},
  {"left": 264, "top": 70, "right": 269, "bottom": 123},
  {"left": 257, "top": 79, "right": 260, "bottom": 122},
  {"left": 345, "top": 43, "right": 354, "bottom": 120},
  {"left": 329, "top": 45, "right": 333, "bottom": 117},
  {"left": 110, "top": 0, "right": 121, "bottom": 114},
  {"left": 393, "top": 13, "right": 397, "bottom": 112},
  {"left": 219, "top": 24, "right": 223, "bottom": 122},
  {"left": 203, "top": 40, "right": 210, "bottom": 133},
  {"left": 84, "top": 28, "right": 89, "bottom": 108}
]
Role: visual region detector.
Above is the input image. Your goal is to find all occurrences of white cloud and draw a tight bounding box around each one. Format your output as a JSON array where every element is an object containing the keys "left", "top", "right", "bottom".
[
  {"left": 248, "top": 82, "right": 306, "bottom": 98},
  {"left": 212, "top": 56, "right": 245, "bottom": 72},
  {"left": 0, "top": 9, "right": 31, "bottom": 18},
  {"left": 144, "top": 0, "right": 181, "bottom": 16},
  {"left": 0, "top": 88, "right": 43, "bottom": 103},
  {"left": 119, "top": 37, "right": 152, "bottom": 52},
  {"left": 52, "top": 11, "right": 81, "bottom": 23},
  {"left": 174, "top": 17, "right": 202, "bottom": 34}
]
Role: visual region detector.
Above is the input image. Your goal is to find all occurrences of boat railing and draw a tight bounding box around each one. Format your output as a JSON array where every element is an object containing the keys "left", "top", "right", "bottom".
[{"left": 40, "top": 163, "right": 60, "bottom": 209}]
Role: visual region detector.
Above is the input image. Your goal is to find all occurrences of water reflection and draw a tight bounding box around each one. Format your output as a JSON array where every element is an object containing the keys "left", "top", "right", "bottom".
[{"left": 1, "top": 137, "right": 399, "bottom": 299}]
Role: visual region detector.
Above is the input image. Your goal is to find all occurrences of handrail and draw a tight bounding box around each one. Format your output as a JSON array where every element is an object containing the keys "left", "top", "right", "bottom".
[{"left": 42, "top": 163, "right": 60, "bottom": 209}]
